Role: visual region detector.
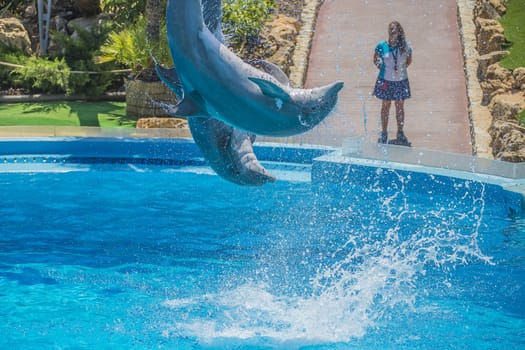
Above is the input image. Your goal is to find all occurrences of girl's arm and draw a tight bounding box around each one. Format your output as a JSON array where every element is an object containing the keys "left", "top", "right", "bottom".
[
  {"left": 406, "top": 51, "right": 412, "bottom": 67},
  {"left": 373, "top": 51, "right": 381, "bottom": 69}
]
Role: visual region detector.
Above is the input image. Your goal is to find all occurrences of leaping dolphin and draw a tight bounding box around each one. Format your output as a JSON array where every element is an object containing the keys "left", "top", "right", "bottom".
[
  {"left": 164, "top": 0, "right": 344, "bottom": 137},
  {"left": 156, "top": 0, "right": 275, "bottom": 185},
  {"left": 155, "top": 60, "right": 276, "bottom": 185}
]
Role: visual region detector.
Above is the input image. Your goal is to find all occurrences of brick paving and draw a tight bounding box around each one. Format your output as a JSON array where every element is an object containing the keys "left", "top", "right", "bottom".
[{"left": 278, "top": 0, "right": 473, "bottom": 155}]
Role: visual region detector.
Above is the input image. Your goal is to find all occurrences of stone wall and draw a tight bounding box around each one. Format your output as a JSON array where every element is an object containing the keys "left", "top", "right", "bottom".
[{"left": 472, "top": 0, "right": 525, "bottom": 162}]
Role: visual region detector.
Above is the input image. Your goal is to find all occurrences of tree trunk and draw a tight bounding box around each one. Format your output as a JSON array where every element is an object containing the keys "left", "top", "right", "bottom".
[{"left": 145, "top": 0, "right": 162, "bottom": 43}]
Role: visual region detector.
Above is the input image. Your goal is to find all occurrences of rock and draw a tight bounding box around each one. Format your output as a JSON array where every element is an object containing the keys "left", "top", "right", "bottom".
[
  {"left": 474, "top": 0, "right": 507, "bottom": 20},
  {"left": 513, "top": 67, "right": 525, "bottom": 91},
  {"left": 491, "top": 124, "right": 525, "bottom": 162},
  {"left": 470, "top": 0, "right": 525, "bottom": 163},
  {"left": 67, "top": 13, "right": 110, "bottom": 38},
  {"left": 475, "top": 18, "right": 506, "bottom": 55},
  {"left": 73, "top": 0, "right": 101, "bottom": 17},
  {"left": 268, "top": 15, "right": 301, "bottom": 42},
  {"left": 260, "top": 15, "right": 301, "bottom": 75},
  {"left": 489, "top": 93, "right": 525, "bottom": 122},
  {"left": 488, "top": 93, "right": 525, "bottom": 160},
  {"left": 24, "top": 4, "right": 37, "bottom": 18},
  {"left": 0, "top": 17, "right": 32, "bottom": 55},
  {"left": 477, "top": 50, "right": 509, "bottom": 79},
  {"left": 136, "top": 118, "right": 188, "bottom": 129},
  {"left": 480, "top": 63, "right": 514, "bottom": 104}
]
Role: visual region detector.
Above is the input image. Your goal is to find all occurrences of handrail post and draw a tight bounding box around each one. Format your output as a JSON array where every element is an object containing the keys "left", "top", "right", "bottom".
[{"left": 37, "top": 0, "right": 52, "bottom": 56}]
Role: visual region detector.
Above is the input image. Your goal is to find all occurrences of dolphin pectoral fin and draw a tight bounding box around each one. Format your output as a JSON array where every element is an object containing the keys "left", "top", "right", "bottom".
[
  {"left": 248, "top": 77, "right": 291, "bottom": 102},
  {"left": 154, "top": 60, "right": 184, "bottom": 100},
  {"left": 253, "top": 60, "right": 291, "bottom": 87},
  {"left": 173, "top": 98, "right": 203, "bottom": 117}
]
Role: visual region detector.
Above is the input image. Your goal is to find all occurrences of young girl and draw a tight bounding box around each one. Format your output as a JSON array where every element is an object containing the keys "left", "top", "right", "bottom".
[{"left": 373, "top": 21, "right": 412, "bottom": 145}]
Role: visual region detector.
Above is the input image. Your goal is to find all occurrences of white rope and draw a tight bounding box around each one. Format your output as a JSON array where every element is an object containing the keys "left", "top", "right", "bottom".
[{"left": 0, "top": 60, "right": 132, "bottom": 75}]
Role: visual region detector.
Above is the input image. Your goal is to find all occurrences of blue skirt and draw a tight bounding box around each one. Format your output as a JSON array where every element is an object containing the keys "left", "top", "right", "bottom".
[{"left": 373, "top": 78, "right": 411, "bottom": 100}]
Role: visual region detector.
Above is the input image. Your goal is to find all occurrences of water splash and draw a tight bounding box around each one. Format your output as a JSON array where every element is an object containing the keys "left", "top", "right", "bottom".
[{"left": 160, "top": 180, "right": 494, "bottom": 346}]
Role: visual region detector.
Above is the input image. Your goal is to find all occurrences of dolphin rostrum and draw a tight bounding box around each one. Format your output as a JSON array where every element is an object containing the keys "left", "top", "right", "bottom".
[
  {"left": 165, "top": 0, "right": 344, "bottom": 137},
  {"left": 156, "top": 0, "right": 275, "bottom": 185}
]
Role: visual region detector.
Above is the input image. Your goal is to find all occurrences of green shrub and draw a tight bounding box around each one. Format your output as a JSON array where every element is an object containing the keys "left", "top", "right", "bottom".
[
  {"left": 96, "top": 17, "right": 171, "bottom": 81},
  {"left": 13, "top": 56, "right": 71, "bottom": 94},
  {"left": 100, "top": 0, "right": 147, "bottom": 28},
  {"left": 222, "top": 0, "right": 277, "bottom": 48},
  {"left": 0, "top": 0, "right": 32, "bottom": 17},
  {"left": 0, "top": 45, "right": 25, "bottom": 91},
  {"left": 51, "top": 23, "right": 116, "bottom": 95}
]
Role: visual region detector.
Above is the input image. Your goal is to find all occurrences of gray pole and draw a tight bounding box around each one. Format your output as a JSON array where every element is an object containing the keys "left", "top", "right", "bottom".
[{"left": 37, "top": 0, "right": 52, "bottom": 56}]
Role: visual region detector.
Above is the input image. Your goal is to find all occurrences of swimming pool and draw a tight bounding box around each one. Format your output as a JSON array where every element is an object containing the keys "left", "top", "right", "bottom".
[{"left": 0, "top": 138, "right": 523, "bottom": 349}]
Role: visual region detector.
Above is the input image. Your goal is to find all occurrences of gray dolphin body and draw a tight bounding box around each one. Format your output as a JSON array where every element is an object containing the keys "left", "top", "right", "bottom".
[
  {"left": 165, "top": 0, "right": 344, "bottom": 137},
  {"left": 157, "top": 0, "right": 275, "bottom": 185}
]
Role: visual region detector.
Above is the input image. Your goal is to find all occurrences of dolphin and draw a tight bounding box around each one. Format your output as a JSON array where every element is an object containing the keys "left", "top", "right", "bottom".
[
  {"left": 156, "top": 0, "right": 275, "bottom": 185},
  {"left": 164, "top": 0, "right": 344, "bottom": 137},
  {"left": 155, "top": 61, "right": 276, "bottom": 185}
]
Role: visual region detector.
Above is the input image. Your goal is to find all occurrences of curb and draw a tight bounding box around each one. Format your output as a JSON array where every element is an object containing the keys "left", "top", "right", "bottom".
[
  {"left": 289, "top": 0, "right": 323, "bottom": 87},
  {"left": 456, "top": 0, "right": 493, "bottom": 159}
]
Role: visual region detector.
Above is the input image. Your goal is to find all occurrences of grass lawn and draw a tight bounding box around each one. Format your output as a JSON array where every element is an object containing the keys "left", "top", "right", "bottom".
[
  {"left": 0, "top": 101, "right": 138, "bottom": 127},
  {"left": 499, "top": 0, "right": 525, "bottom": 69}
]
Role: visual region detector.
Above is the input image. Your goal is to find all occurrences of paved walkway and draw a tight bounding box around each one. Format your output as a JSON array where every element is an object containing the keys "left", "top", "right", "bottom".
[{"left": 278, "top": 0, "right": 473, "bottom": 154}]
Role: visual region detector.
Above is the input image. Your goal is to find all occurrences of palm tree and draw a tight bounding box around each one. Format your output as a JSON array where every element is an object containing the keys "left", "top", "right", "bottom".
[{"left": 145, "top": 0, "right": 162, "bottom": 43}]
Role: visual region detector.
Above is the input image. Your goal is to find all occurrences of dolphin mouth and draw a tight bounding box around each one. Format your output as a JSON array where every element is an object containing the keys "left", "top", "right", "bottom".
[{"left": 329, "top": 81, "right": 345, "bottom": 95}]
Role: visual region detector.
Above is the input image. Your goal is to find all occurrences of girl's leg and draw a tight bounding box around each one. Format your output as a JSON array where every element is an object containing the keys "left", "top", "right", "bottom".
[
  {"left": 394, "top": 99, "right": 410, "bottom": 145},
  {"left": 379, "top": 100, "right": 391, "bottom": 143},
  {"left": 381, "top": 100, "right": 392, "bottom": 133},
  {"left": 394, "top": 99, "right": 405, "bottom": 133}
]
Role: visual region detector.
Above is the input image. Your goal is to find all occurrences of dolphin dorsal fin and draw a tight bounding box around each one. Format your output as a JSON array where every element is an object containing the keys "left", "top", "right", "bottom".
[
  {"left": 248, "top": 77, "right": 291, "bottom": 102},
  {"left": 253, "top": 60, "right": 291, "bottom": 87}
]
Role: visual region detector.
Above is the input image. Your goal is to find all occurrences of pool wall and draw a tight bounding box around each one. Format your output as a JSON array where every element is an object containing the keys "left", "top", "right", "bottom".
[{"left": 0, "top": 137, "right": 523, "bottom": 213}]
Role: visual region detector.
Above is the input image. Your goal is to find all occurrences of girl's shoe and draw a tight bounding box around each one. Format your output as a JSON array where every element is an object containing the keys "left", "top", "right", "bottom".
[
  {"left": 378, "top": 131, "right": 388, "bottom": 144},
  {"left": 394, "top": 131, "right": 411, "bottom": 146}
]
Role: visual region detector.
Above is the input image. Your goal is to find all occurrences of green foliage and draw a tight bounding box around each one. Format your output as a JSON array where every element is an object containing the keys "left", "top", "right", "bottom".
[
  {"left": 96, "top": 17, "right": 171, "bottom": 80},
  {"left": 0, "top": 45, "right": 25, "bottom": 91},
  {"left": 1, "top": 19, "right": 117, "bottom": 96},
  {"left": 13, "top": 56, "right": 71, "bottom": 94},
  {"left": 100, "top": 0, "right": 146, "bottom": 28},
  {"left": 222, "top": 0, "right": 277, "bottom": 47},
  {"left": 499, "top": 0, "right": 525, "bottom": 69},
  {"left": 0, "top": 0, "right": 32, "bottom": 17},
  {"left": 518, "top": 109, "right": 525, "bottom": 126},
  {"left": 100, "top": 0, "right": 166, "bottom": 28},
  {"left": 51, "top": 23, "right": 116, "bottom": 95}
]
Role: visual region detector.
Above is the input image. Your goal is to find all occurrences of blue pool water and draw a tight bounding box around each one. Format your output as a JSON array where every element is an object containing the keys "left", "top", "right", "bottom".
[{"left": 0, "top": 160, "right": 524, "bottom": 349}]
